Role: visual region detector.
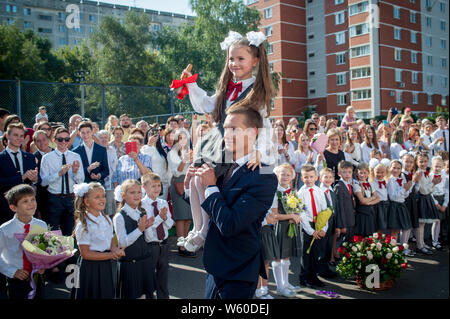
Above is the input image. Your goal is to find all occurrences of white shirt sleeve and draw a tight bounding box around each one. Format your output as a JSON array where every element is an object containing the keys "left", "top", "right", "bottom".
[
  {"left": 186, "top": 82, "right": 217, "bottom": 114},
  {"left": 74, "top": 222, "right": 91, "bottom": 246},
  {"left": 113, "top": 213, "right": 143, "bottom": 248},
  {"left": 0, "top": 228, "right": 17, "bottom": 278}
]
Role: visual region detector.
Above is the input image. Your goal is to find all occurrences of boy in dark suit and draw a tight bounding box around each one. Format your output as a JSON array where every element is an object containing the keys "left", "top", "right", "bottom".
[
  {"left": 72, "top": 121, "right": 109, "bottom": 185},
  {"left": 190, "top": 106, "right": 278, "bottom": 299}
]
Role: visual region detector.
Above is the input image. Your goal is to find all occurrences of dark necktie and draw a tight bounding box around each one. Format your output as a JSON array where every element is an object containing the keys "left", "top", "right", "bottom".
[
  {"left": 223, "top": 162, "right": 239, "bottom": 186},
  {"left": 61, "top": 154, "right": 70, "bottom": 195},
  {"left": 152, "top": 201, "right": 165, "bottom": 240},
  {"left": 12, "top": 151, "right": 21, "bottom": 175},
  {"left": 444, "top": 131, "right": 447, "bottom": 151}
]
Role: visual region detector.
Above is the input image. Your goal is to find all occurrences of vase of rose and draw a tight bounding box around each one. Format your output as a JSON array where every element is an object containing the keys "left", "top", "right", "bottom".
[{"left": 336, "top": 233, "right": 409, "bottom": 291}]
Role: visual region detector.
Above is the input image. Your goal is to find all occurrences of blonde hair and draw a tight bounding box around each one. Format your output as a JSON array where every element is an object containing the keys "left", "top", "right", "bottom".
[
  {"left": 274, "top": 163, "right": 295, "bottom": 177},
  {"left": 212, "top": 37, "right": 273, "bottom": 124},
  {"left": 141, "top": 172, "right": 161, "bottom": 185},
  {"left": 73, "top": 183, "right": 109, "bottom": 236},
  {"left": 319, "top": 167, "right": 334, "bottom": 178},
  {"left": 297, "top": 133, "right": 312, "bottom": 153},
  {"left": 116, "top": 179, "right": 145, "bottom": 214},
  {"left": 370, "top": 163, "right": 387, "bottom": 182}
]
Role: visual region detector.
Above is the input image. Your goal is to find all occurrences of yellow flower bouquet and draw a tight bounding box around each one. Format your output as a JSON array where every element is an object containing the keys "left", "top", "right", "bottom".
[{"left": 277, "top": 191, "right": 306, "bottom": 238}]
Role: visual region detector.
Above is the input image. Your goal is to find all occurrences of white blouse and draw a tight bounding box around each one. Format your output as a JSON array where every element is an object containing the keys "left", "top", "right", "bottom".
[
  {"left": 360, "top": 142, "right": 380, "bottom": 164},
  {"left": 387, "top": 176, "right": 413, "bottom": 203},
  {"left": 167, "top": 147, "right": 189, "bottom": 178},
  {"left": 75, "top": 212, "right": 113, "bottom": 252},
  {"left": 343, "top": 142, "right": 361, "bottom": 166},
  {"left": 371, "top": 179, "right": 388, "bottom": 201},
  {"left": 141, "top": 145, "right": 170, "bottom": 185}
]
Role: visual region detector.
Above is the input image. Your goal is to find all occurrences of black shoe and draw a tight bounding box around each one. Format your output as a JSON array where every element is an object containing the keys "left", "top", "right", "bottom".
[
  {"left": 319, "top": 270, "right": 337, "bottom": 279},
  {"left": 312, "top": 278, "right": 326, "bottom": 288},
  {"left": 178, "top": 247, "right": 197, "bottom": 258},
  {"left": 299, "top": 279, "right": 315, "bottom": 289}
]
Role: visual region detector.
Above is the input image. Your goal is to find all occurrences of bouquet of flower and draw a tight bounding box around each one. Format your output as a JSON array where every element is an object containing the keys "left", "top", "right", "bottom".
[
  {"left": 306, "top": 207, "right": 333, "bottom": 254},
  {"left": 277, "top": 191, "right": 305, "bottom": 238},
  {"left": 14, "top": 224, "right": 77, "bottom": 299},
  {"left": 336, "top": 233, "right": 408, "bottom": 291},
  {"left": 310, "top": 133, "right": 328, "bottom": 154}
]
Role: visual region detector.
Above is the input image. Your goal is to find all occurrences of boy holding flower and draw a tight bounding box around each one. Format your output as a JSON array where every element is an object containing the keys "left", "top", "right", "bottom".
[
  {"left": 0, "top": 184, "right": 46, "bottom": 299},
  {"left": 297, "top": 165, "right": 329, "bottom": 288}
]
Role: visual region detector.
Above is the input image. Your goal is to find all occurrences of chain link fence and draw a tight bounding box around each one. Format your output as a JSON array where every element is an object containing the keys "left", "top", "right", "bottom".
[{"left": 0, "top": 80, "right": 194, "bottom": 128}]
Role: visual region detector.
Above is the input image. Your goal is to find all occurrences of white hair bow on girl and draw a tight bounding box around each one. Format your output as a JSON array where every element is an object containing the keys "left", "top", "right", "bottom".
[
  {"left": 74, "top": 183, "right": 91, "bottom": 197},
  {"left": 220, "top": 30, "right": 267, "bottom": 50}
]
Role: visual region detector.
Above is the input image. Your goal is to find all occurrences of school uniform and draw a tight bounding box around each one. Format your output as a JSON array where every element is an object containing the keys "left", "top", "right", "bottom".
[
  {"left": 353, "top": 181, "right": 378, "bottom": 236},
  {"left": 261, "top": 210, "right": 279, "bottom": 262},
  {"left": 74, "top": 212, "right": 115, "bottom": 299},
  {"left": 297, "top": 185, "right": 328, "bottom": 285},
  {"left": 141, "top": 196, "right": 174, "bottom": 299},
  {"left": 318, "top": 184, "right": 337, "bottom": 276},
  {"left": 402, "top": 171, "right": 420, "bottom": 229},
  {"left": 387, "top": 176, "right": 413, "bottom": 230},
  {"left": 415, "top": 170, "right": 440, "bottom": 224},
  {"left": 0, "top": 215, "right": 47, "bottom": 299},
  {"left": 113, "top": 204, "right": 154, "bottom": 299},
  {"left": 334, "top": 179, "right": 355, "bottom": 233},
  {"left": 432, "top": 171, "right": 449, "bottom": 243},
  {"left": 371, "top": 179, "right": 390, "bottom": 231}
]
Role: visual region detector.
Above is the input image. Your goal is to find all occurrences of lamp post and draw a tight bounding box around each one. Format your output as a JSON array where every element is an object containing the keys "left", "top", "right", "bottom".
[{"left": 74, "top": 69, "right": 90, "bottom": 117}]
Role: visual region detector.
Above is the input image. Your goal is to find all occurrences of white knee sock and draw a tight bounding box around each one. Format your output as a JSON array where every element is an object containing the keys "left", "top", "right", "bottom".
[
  {"left": 401, "top": 229, "right": 411, "bottom": 245},
  {"left": 416, "top": 223, "right": 425, "bottom": 249},
  {"left": 432, "top": 221, "right": 441, "bottom": 245},
  {"left": 271, "top": 261, "right": 284, "bottom": 291},
  {"left": 280, "top": 259, "right": 291, "bottom": 288},
  {"left": 189, "top": 177, "right": 203, "bottom": 233}
]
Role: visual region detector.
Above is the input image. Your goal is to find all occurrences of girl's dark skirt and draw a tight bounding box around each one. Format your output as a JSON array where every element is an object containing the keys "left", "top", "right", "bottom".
[
  {"left": 417, "top": 193, "right": 440, "bottom": 223},
  {"left": 388, "top": 201, "right": 412, "bottom": 230},
  {"left": 261, "top": 225, "right": 278, "bottom": 261},
  {"left": 274, "top": 220, "right": 302, "bottom": 259},
  {"left": 118, "top": 255, "right": 155, "bottom": 299},
  {"left": 75, "top": 257, "right": 116, "bottom": 299},
  {"left": 405, "top": 192, "right": 420, "bottom": 229},
  {"left": 354, "top": 205, "right": 377, "bottom": 236},
  {"left": 376, "top": 201, "right": 390, "bottom": 231}
]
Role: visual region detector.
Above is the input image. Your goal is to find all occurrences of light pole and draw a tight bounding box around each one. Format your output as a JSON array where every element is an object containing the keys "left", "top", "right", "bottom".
[{"left": 74, "top": 69, "right": 90, "bottom": 117}]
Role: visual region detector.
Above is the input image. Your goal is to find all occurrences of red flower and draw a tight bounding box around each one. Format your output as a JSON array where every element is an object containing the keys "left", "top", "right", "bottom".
[
  {"left": 399, "top": 245, "right": 404, "bottom": 251},
  {"left": 381, "top": 258, "right": 388, "bottom": 264},
  {"left": 361, "top": 256, "right": 367, "bottom": 262},
  {"left": 385, "top": 235, "right": 392, "bottom": 243},
  {"left": 366, "top": 237, "right": 373, "bottom": 244},
  {"left": 338, "top": 247, "right": 344, "bottom": 254},
  {"left": 401, "top": 263, "right": 408, "bottom": 269},
  {"left": 352, "top": 235, "right": 363, "bottom": 243},
  {"left": 345, "top": 253, "right": 351, "bottom": 258},
  {"left": 377, "top": 232, "right": 383, "bottom": 239}
]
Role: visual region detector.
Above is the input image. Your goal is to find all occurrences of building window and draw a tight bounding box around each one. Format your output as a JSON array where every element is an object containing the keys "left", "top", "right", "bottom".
[
  {"left": 410, "top": 11, "right": 416, "bottom": 23},
  {"left": 90, "top": 27, "right": 95, "bottom": 33},
  {"left": 441, "top": 39, "right": 447, "bottom": 49},
  {"left": 426, "top": 74, "right": 434, "bottom": 85},
  {"left": 24, "top": 21, "right": 32, "bottom": 29},
  {"left": 59, "top": 25, "right": 65, "bottom": 32},
  {"left": 264, "top": 7, "right": 272, "bottom": 19},
  {"left": 308, "top": 34, "right": 314, "bottom": 40},
  {"left": 428, "top": 94, "right": 433, "bottom": 105},
  {"left": 267, "top": 43, "right": 273, "bottom": 55},
  {"left": 440, "top": 2, "right": 446, "bottom": 13},
  {"left": 38, "top": 28, "right": 52, "bottom": 34},
  {"left": 89, "top": 15, "right": 96, "bottom": 22},
  {"left": 394, "top": 27, "right": 401, "bottom": 40},
  {"left": 58, "top": 12, "right": 66, "bottom": 20},
  {"left": 6, "top": 5, "right": 17, "bottom": 13},
  {"left": 39, "top": 15, "right": 52, "bottom": 21},
  {"left": 337, "top": 93, "right": 347, "bottom": 105},
  {"left": 395, "top": 69, "right": 402, "bottom": 82},
  {"left": 335, "top": 0, "right": 344, "bottom": 4},
  {"left": 59, "top": 38, "right": 68, "bottom": 45},
  {"left": 426, "top": 0, "right": 432, "bottom": 8},
  {"left": 247, "top": 0, "right": 258, "bottom": 4},
  {"left": 393, "top": 6, "right": 400, "bottom": 19},
  {"left": 412, "top": 71, "right": 418, "bottom": 84},
  {"left": 269, "top": 63, "right": 274, "bottom": 72},
  {"left": 309, "top": 71, "right": 316, "bottom": 76},
  {"left": 337, "top": 72, "right": 346, "bottom": 85},
  {"left": 350, "top": 45, "right": 370, "bottom": 58},
  {"left": 351, "top": 67, "right": 371, "bottom": 79},
  {"left": 307, "top": 16, "right": 314, "bottom": 22},
  {"left": 336, "top": 52, "right": 346, "bottom": 65},
  {"left": 24, "top": 8, "right": 31, "bottom": 16},
  {"left": 426, "top": 36, "right": 432, "bottom": 47},
  {"left": 396, "top": 90, "right": 402, "bottom": 103},
  {"left": 426, "top": 16, "right": 432, "bottom": 27},
  {"left": 6, "top": 18, "right": 14, "bottom": 25},
  {"left": 336, "top": 32, "right": 346, "bottom": 45},
  {"left": 441, "top": 58, "right": 447, "bottom": 68},
  {"left": 395, "top": 48, "right": 402, "bottom": 61},
  {"left": 427, "top": 55, "right": 433, "bottom": 66},
  {"left": 349, "top": 23, "right": 369, "bottom": 37},
  {"left": 442, "top": 77, "right": 448, "bottom": 88},
  {"left": 412, "top": 92, "right": 418, "bottom": 104},
  {"left": 441, "top": 20, "right": 446, "bottom": 31},
  {"left": 309, "top": 89, "right": 316, "bottom": 95},
  {"left": 349, "top": 1, "right": 369, "bottom": 16},
  {"left": 411, "top": 51, "right": 418, "bottom": 64},
  {"left": 265, "top": 26, "right": 273, "bottom": 37},
  {"left": 308, "top": 52, "right": 315, "bottom": 58},
  {"left": 335, "top": 11, "right": 345, "bottom": 25},
  {"left": 351, "top": 89, "right": 371, "bottom": 101},
  {"left": 410, "top": 31, "right": 417, "bottom": 43}
]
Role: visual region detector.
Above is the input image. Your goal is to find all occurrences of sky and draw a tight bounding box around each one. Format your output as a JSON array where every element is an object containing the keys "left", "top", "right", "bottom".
[{"left": 99, "top": 0, "right": 195, "bottom": 16}]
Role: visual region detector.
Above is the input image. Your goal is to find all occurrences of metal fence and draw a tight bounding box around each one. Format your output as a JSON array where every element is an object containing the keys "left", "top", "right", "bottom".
[{"left": 0, "top": 79, "right": 194, "bottom": 128}]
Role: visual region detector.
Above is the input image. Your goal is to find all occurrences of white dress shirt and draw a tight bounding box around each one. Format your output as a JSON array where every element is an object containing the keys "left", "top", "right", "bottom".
[
  {"left": 390, "top": 143, "right": 405, "bottom": 160},
  {"left": 39, "top": 149, "right": 85, "bottom": 194},
  {"left": 371, "top": 179, "right": 388, "bottom": 201},
  {"left": 140, "top": 145, "right": 170, "bottom": 187},
  {"left": 431, "top": 128, "right": 449, "bottom": 152},
  {"left": 5, "top": 146, "right": 24, "bottom": 175},
  {"left": 104, "top": 146, "right": 118, "bottom": 191},
  {"left": 0, "top": 216, "right": 47, "bottom": 278},
  {"left": 74, "top": 212, "right": 113, "bottom": 252},
  {"left": 432, "top": 171, "right": 449, "bottom": 207},
  {"left": 415, "top": 169, "right": 436, "bottom": 196},
  {"left": 141, "top": 196, "right": 174, "bottom": 242},
  {"left": 83, "top": 142, "right": 94, "bottom": 165},
  {"left": 360, "top": 142, "right": 380, "bottom": 164},
  {"left": 320, "top": 183, "right": 334, "bottom": 206},
  {"left": 167, "top": 148, "right": 189, "bottom": 178},
  {"left": 387, "top": 175, "right": 413, "bottom": 203},
  {"left": 113, "top": 203, "right": 146, "bottom": 248},
  {"left": 297, "top": 184, "right": 328, "bottom": 235}
]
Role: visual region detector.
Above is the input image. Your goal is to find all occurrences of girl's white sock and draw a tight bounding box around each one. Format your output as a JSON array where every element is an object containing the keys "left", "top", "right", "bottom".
[{"left": 271, "top": 261, "right": 284, "bottom": 291}]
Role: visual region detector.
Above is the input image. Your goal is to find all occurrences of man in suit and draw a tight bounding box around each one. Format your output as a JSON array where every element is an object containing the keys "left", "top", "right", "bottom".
[
  {"left": 188, "top": 106, "right": 278, "bottom": 299},
  {"left": 0, "top": 123, "right": 38, "bottom": 225},
  {"left": 72, "top": 121, "right": 109, "bottom": 185}
]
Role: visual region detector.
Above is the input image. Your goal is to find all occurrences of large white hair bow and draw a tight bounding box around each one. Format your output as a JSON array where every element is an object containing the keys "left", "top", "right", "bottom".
[
  {"left": 74, "top": 183, "right": 91, "bottom": 197},
  {"left": 220, "top": 30, "right": 267, "bottom": 50}
]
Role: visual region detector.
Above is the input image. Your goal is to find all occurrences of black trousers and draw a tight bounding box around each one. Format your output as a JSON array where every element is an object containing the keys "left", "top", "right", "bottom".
[
  {"left": 300, "top": 229, "right": 325, "bottom": 283},
  {"left": 47, "top": 194, "right": 75, "bottom": 236},
  {"left": 6, "top": 276, "right": 43, "bottom": 300},
  {"left": 148, "top": 241, "right": 169, "bottom": 299},
  {"left": 204, "top": 274, "right": 257, "bottom": 299}
]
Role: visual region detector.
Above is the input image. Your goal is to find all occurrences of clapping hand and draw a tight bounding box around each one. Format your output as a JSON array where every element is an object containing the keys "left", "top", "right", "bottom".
[
  {"left": 88, "top": 161, "right": 100, "bottom": 173},
  {"left": 90, "top": 173, "right": 101, "bottom": 180},
  {"left": 72, "top": 160, "right": 80, "bottom": 174},
  {"left": 159, "top": 207, "right": 168, "bottom": 221},
  {"left": 59, "top": 163, "right": 71, "bottom": 177},
  {"left": 184, "top": 165, "right": 198, "bottom": 190},
  {"left": 195, "top": 163, "right": 217, "bottom": 188}
]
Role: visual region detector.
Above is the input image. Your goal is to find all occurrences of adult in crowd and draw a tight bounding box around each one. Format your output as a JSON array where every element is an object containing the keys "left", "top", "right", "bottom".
[
  {"left": 109, "top": 126, "right": 126, "bottom": 159},
  {"left": 30, "top": 121, "right": 56, "bottom": 153},
  {"left": 68, "top": 114, "right": 83, "bottom": 150},
  {"left": 112, "top": 134, "right": 152, "bottom": 188},
  {"left": 0, "top": 108, "right": 11, "bottom": 140},
  {"left": 303, "top": 119, "right": 318, "bottom": 142},
  {"left": 273, "top": 122, "right": 290, "bottom": 166},
  {"left": 136, "top": 120, "right": 149, "bottom": 138},
  {"left": 361, "top": 126, "right": 380, "bottom": 164},
  {"left": 432, "top": 116, "right": 449, "bottom": 152},
  {"left": 119, "top": 114, "right": 133, "bottom": 142},
  {"left": 340, "top": 106, "right": 358, "bottom": 130},
  {"left": 104, "top": 115, "right": 119, "bottom": 134},
  {"left": 323, "top": 128, "right": 346, "bottom": 182},
  {"left": 168, "top": 128, "right": 193, "bottom": 257},
  {"left": 73, "top": 121, "right": 109, "bottom": 185},
  {"left": 97, "top": 130, "right": 118, "bottom": 216}
]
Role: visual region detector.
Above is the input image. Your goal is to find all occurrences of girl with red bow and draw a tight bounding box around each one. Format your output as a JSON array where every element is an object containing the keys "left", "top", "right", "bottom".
[
  {"left": 353, "top": 164, "right": 380, "bottom": 237},
  {"left": 179, "top": 31, "right": 276, "bottom": 253},
  {"left": 387, "top": 160, "right": 413, "bottom": 248},
  {"left": 370, "top": 163, "right": 390, "bottom": 234},
  {"left": 430, "top": 156, "right": 447, "bottom": 251},
  {"left": 414, "top": 153, "right": 441, "bottom": 255}
]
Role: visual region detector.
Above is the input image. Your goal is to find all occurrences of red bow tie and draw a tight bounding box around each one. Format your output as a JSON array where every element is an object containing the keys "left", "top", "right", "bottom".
[
  {"left": 284, "top": 188, "right": 291, "bottom": 195},
  {"left": 396, "top": 178, "right": 403, "bottom": 186},
  {"left": 407, "top": 173, "right": 413, "bottom": 181},
  {"left": 424, "top": 171, "right": 430, "bottom": 178},
  {"left": 378, "top": 180, "right": 386, "bottom": 188},
  {"left": 227, "top": 80, "right": 243, "bottom": 102},
  {"left": 362, "top": 182, "right": 371, "bottom": 190},
  {"left": 401, "top": 144, "right": 406, "bottom": 150},
  {"left": 434, "top": 174, "right": 441, "bottom": 179}
]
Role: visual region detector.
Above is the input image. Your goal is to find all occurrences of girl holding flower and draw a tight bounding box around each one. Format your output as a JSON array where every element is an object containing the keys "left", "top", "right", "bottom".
[
  {"left": 73, "top": 182, "right": 125, "bottom": 299},
  {"left": 271, "top": 163, "right": 302, "bottom": 298}
]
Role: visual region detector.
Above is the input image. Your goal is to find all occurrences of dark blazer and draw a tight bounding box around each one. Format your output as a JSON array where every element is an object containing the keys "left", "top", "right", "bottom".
[
  {"left": 334, "top": 180, "right": 356, "bottom": 229},
  {"left": 73, "top": 142, "right": 109, "bottom": 185},
  {"left": 201, "top": 163, "right": 278, "bottom": 283},
  {"left": 0, "top": 149, "right": 37, "bottom": 224}
]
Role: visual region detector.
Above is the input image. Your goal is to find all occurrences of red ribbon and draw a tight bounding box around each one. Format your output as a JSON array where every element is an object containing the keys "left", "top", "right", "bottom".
[
  {"left": 401, "top": 144, "right": 406, "bottom": 150},
  {"left": 396, "top": 178, "right": 403, "bottom": 186},
  {"left": 226, "top": 80, "right": 243, "bottom": 102},
  {"left": 378, "top": 180, "right": 386, "bottom": 188},
  {"left": 170, "top": 73, "right": 198, "bottom": 100},
  {"left": 284, "top": 188, "right": 291, "bottom": 195},
  {"left": 362, "top": 182, "right": 371, "bottom": 190},
  {"left": 23, "top": 224, "right": 32, "bottom": 273},
  {"left": 424, "top": 171, "right": 430, "bottom": 178}
]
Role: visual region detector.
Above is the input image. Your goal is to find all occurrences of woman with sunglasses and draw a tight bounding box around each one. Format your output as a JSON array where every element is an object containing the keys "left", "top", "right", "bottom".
[{"left": 303, "top": 120, "right": 318, "bottom": 141}]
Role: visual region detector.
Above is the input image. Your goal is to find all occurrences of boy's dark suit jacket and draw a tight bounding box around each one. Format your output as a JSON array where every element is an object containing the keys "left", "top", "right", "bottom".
[
  {"left": 201, "top": 163, "right": 278, "bottom": 284},
  {"left": 72, "top": 142, "right": 109, "bottom": 184}
]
